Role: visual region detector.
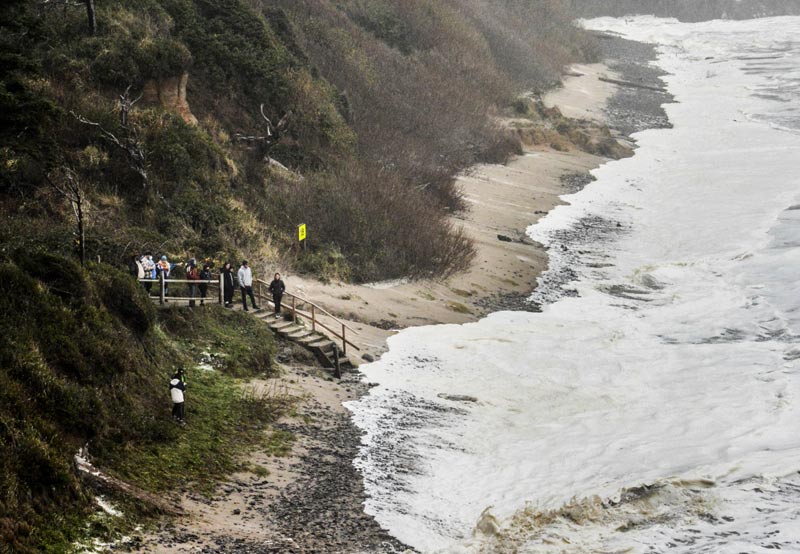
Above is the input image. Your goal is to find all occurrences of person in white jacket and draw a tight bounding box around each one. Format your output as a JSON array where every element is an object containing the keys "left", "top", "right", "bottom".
[
  {"left": 169, "top": 368, "right": 187, "bottom": 424},
  {"left": 237, "top": 260, "right": 259, "bottom": 311}
]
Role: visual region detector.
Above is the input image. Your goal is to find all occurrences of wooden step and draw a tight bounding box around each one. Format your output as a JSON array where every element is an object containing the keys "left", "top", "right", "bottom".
[
  {"left": 266, "top": 318, "right": 294, "bottom": 329},
  {"left": 286, "top": 329, "right": 315, "bottom": 341},
  {"left": 277, "top": 325, "right": 303, "bottom": 337},
  {"left": 308, "top": 339, "right": 335, "bottom": 351},
  {"left": 298, "top": 334, "right": 325, "bottom": 346}
]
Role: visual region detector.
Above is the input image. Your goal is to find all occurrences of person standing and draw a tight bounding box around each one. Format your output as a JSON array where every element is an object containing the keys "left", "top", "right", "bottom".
[
  {"left": 141, "top": 253, "right": 156, "bottom": 293},
  {"left": 268, "top": 272, "right": 286, "bottom": 319},
  {"left": 129, "top": 255, "right": 144, "bottom": 280},
  {"left": 222, "top": 262, "right": 235, "bottom": 308},
  {"left": 186, "top": 259, "right": 199, "bottom": 307},
  {"left": 199, "top": 263, "right": 212, "bottom": 306},
  {"left": 157, "top": 255, "right": 172, "bottom": 298},
  {"left": 237, "top": 260, "right": 259, "bottom": 311},
  {"left": 169, "top": 368, "right": 187, "bottom": 424}
]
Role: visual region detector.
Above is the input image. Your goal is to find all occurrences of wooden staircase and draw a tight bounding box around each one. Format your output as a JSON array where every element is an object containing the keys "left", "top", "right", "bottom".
[{"left": 255, "top": 312, "right": 353, "bottom": 373}]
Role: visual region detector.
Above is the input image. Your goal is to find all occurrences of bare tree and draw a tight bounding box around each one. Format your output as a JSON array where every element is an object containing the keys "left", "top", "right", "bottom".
[
  {"left": 233, "top": 104, "right": 292, "bottom": 164},
  {"left": 37, "top": 0, "right": 96, "bottom": 34},
  {"left": 47, "top": 167, "right": 88, "bottom": 267},
  {"left": 84, "top": 0, "right": 96, "bottom": 35},
  {"left": 71, "top": 87, "right": 149, "bottom": 189}
]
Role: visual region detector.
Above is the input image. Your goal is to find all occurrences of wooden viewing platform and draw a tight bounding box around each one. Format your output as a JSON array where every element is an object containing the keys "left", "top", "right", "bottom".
[{"left": 139, "top": 274, "right": 359, "bottom": 376}]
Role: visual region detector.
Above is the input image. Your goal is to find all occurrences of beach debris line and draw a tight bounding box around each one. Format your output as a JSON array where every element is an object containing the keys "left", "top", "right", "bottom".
[{"left": 437, "top": 393, "right": 479, "bottom": 403}]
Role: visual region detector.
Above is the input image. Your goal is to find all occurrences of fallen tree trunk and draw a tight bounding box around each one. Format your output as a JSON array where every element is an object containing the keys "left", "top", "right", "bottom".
[{"left": 74, "top": 446, "right": 185, "bottom": 516}]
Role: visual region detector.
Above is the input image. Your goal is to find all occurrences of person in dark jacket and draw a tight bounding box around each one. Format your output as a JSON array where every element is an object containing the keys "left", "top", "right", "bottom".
[
  {"left": 268, "top": 272, "right": 286, "bottom": 319},
  {"left": 186, "top": 259, "right": 199, "bottom": 307},
  {"left": 129, "top": 255, "right": 144, "bottom": 280},
  {"left": 198, "top": 264, "right": 212, "bottom": 305},
  {"left": 222, "top": 262, "right": 235, "bottom": 308},
  {"left": 170, "top": 368, "right": 187, "bottom": 424}
]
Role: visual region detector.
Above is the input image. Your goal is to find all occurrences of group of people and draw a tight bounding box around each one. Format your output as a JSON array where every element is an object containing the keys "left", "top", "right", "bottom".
[
  {"left": 129, "top": 254, "right": 287, "bottom": 317},
  {"left": 130, "top": 253, "right": 213, "bottom": 306},
  {"left": 223, "top": 260, "right": 285, "bottom": 317}
]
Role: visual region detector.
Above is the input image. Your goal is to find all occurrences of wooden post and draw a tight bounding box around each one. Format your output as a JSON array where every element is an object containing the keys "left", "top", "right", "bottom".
[
  {"left": 159, "top": 273, "right": 165, "bottom": 305},
  {"left": 333, "top": 344, "right": 341, "bottom": 379},
  {"left": 292, "top": 295, "right": 297, "bottom": 324},
  {"left": 342, "top": 324, "right": 347, "bottom": 356},
  {"left": 85, "top": 0, "right": 96, "bottom": 35},
  {"left": 311, "top": 305, "right": 316, "bottom": 332},
  {"left": 218, "top": 273, "right": 224, "bottom": 305}
]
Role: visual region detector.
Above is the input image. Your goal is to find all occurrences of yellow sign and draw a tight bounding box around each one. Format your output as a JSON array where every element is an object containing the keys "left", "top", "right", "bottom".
[{"left": 298, "top": 223, "right": 307, "bottom": 242}]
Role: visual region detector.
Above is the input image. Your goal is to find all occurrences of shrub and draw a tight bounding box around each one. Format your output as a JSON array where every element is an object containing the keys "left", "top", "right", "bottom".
[{"left": 277, "top": 162, "right": 476, "bottom": 282}]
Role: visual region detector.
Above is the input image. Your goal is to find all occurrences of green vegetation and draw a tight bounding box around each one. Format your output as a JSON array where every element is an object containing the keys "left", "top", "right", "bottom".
[
  {"left": 0, "top": 252, "right": 282, "bottom": 553},
  {"left": 262, "top": 429, "right": 296, "bottom": 458},
  {"left": 158, "top": 305, "right": 277, "bottom": 378},
  {"left": 446, "top": 301, "right": 472, "bottom": 314},
  {"left": 102, "top": 370, "right": 287, "bottom": 495},
  {"left": 0, "top": 0, "right": 599, "bottom": 283}
]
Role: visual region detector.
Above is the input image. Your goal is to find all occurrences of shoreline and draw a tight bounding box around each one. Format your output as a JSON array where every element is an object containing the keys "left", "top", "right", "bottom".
[{"left": 130, "top": 35, "right": 672, "bottom": 553}]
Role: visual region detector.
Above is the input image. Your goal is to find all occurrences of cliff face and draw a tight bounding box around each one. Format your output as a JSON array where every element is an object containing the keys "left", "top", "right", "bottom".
[{"left": 142, "top": 72, "right": 198, "bottom": 126}]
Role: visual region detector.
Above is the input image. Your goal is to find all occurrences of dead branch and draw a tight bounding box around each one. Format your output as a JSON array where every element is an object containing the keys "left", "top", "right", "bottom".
[
  {"left": 37, "top": 0, "right": 96, "bottom": 35},
  {"left": 119, "top": 85, "right": 143, "bottom": 128},
  {"left": 234, "top": 105, "right": 292, "bottom": 146},
  {"left": 70, "top": 106, "right": 149, "bottom": 189},
  {"left": 46, "top": 167, "right": 87, "bottom": 267}
]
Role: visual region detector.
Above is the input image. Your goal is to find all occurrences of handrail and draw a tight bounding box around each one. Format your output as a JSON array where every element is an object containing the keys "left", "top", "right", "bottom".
[
  {"left": 255, "top": 279, "right": 359, "bottom": 335},
  {"left": 139, "top": 278, "right": 217, "bottom": 284},
  {"left": 254, "top": 278, "right": 360, "bottom": 355}
]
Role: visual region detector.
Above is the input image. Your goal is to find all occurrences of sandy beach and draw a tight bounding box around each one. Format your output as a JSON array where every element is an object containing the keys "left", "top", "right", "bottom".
[{"left": 131, "top": 58, "right": 640, "bottom": 553}]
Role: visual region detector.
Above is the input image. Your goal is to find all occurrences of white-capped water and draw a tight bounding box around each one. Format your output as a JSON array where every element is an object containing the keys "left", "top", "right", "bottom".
[{"left": 348, "top": 16, "right": 800, "bottom": 553}]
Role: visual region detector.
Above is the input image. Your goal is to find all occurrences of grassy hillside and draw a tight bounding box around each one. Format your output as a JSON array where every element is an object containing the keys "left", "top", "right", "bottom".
[
  {"left": 0, "top": 0, "right": 597, "bottom": 282},
  {"left": 0, "top": 251, "right": 282, "bottom": 553}
]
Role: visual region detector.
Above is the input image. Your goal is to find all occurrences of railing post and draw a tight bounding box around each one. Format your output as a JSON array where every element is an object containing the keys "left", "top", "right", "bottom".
[
  {"left": 159, "top": 273, "right": 165, "bottom": 305},
  {"left": 333, "top": 344, "right": 341, "bottom": 379},
  {"left": 311, "top": 305, "right": 316, "bottom": 332},
  {"left": 292, "top": 295, "right": 297, "bottom": 324},
  {"left": 342, "top": 324, "right": 346, "bottom": 356},
  {"left": 219, "top": 273, "right": 224, "bottom": 305}
]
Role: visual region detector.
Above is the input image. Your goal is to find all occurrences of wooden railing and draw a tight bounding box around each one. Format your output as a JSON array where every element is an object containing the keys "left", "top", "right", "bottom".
[
  {"left": 255, "top": 279, "right": 360, "bottom": 355},
  {"left": 139, "top": 273, "right": 224, "bottom": 305}
]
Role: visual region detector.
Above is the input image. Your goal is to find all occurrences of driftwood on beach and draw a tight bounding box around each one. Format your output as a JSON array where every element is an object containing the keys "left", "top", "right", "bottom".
[{"left": 599, "top": 75, "right": 668, "bottom": 93}]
